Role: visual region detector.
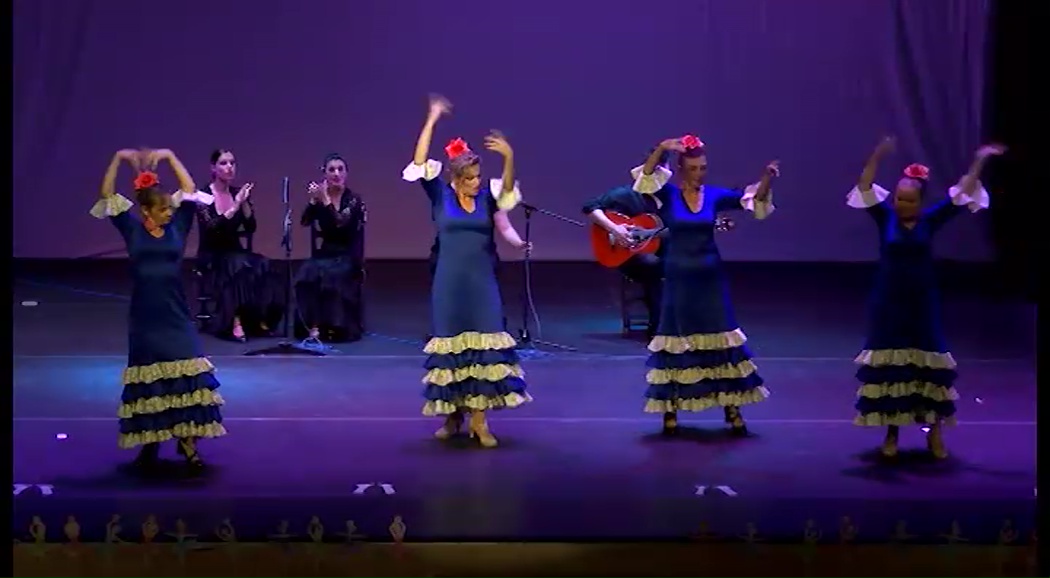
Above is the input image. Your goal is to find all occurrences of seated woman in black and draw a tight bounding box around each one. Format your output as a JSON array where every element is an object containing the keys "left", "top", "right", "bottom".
[
  {"left": 195, "top": 149, "right": 283, "bottom": 341},
  {"left": 294, "top": 153, "right": 366, "bottom": 342}
]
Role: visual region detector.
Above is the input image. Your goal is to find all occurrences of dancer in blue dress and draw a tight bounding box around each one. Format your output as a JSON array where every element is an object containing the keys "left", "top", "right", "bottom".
[
  {"left": 90, "top": 148, "right": 225, "bottom": 472},
  {"left": 402, "top": 95, "right": 531, "bottom": 448},
  {"left": 632, "top": 135, "right": 778, "bottom": 435},
  {"left": 847, "top": 137, "right": 1002, "bottom": 459}
]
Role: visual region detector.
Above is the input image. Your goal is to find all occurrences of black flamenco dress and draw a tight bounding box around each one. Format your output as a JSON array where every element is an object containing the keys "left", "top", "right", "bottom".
[
  {"left": 195, "top": 187, "right": 284, "bottom": 337},
  {"left": 401, "top": 159, "right": 531, "bottom": 415},
  {"left": 89, "top": 191, "right": 226, "bottom": 449},
  {"left": 847, "top": 181, "right": 989, "bottom": 426},
  {"left": 632, "top": 166, "right": 773, "bottom": 414},
  {"left": 294, "top": 188, "right": 366, "bottom": 342}
]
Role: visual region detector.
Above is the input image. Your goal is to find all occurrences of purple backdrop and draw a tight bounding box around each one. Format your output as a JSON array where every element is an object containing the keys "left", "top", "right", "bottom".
[{"left": 13, "top": 0, "right": 991, "bottom": 261}]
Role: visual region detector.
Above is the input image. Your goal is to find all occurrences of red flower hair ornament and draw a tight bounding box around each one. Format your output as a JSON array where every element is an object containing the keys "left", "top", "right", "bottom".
[
  {"left": 134, "top": 171, "right": 159, "bottom": 191},
  {"left": 902, "top": 163, "right": 930, "bottom": 181},
  {"left": 444, "top": 138, "right": 470, "bottom": 160},
  {"left": 680, "top": 134, "right": 704, "bottom": 150}
]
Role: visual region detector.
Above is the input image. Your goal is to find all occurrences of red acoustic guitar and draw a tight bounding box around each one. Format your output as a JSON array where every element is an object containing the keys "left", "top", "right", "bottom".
[{"left": 590, "top": 210, "right": 735, "bottom": 268}]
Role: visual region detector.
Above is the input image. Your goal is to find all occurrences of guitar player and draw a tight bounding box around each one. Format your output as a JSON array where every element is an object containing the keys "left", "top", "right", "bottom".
[{"left": 581, "top": 148, "right": 672, "bottom": 339}]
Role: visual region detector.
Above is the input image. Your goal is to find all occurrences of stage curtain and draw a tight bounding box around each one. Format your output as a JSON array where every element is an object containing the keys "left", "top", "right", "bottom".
[
  {"left": 13, "top": 0, "right": 99, "bottom": 250},
  {"left": 878, "top": 0, "right": 989, "bottom": 197}
]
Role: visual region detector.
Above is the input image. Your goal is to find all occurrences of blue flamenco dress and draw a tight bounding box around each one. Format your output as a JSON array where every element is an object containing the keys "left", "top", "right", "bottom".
[
  {"left": 90, "top": 191, "right": 226, "bottom": 449},
  {"left": 847, "top": 181, "right": 989, "bottom": 426},
  {"left": 632, "top": 166, "right": 773, "bottom": 413},
  {"left": 401, "top": 160, "right": 531, "bottom": 415}
]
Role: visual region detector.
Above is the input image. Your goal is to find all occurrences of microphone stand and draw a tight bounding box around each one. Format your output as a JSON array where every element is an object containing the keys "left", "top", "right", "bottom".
[
  {"left": 244, "top": 177, "right": 326, "bottom": 357},
  {"left": 515, "top": 202, "right": 583, "bottom": 353}
]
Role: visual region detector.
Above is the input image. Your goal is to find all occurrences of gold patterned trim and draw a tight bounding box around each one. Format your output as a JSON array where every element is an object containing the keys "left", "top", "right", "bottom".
[
  {"left": 853, "top": 413, "right": 957, "bottom": 427},
  {"left": 423, "top": 364, "right": 523, "bottom": 386},
  {"left": 857, "top": 381, "right": 959, "bottom": 402},
  {"left": 646, "top": 359, "right": 757, "bottom": 385},
  {"left": 648, "top": 329, "right": 747, "bottom": 354},
  {"left": 854, "top": 349, "right": 956, "bottom": 369},
  {"left": 118, "top": 389, "right": 225, "bottom": 419},
  {"left": 423, "top": 332, "right": 517, "bottom": 355},
  {"left": 89, "top": 194, "right": 133, "bottom": 219},
  {"left": 644, "top": 386, "right": 770, "bottom": 413},
  {"left": 118, "top": 422, "right": 227, "bottom": 449},
  {"left": 122, "top": 357, "right": 215, "bottom": 386},
  {"left": 423, "top": 392, "right": 533, "bottom": 416}
]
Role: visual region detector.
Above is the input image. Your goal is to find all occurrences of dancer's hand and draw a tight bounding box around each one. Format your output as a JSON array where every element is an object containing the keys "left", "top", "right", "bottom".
[
  {"left": 115, "top": 149, "right": 142, "bottom": 171},
  {"left": 484, "top": 130, "right": 513, "bottom": 157},
  {"left": 428, "top": 94, "right": 452, "bottom": 120},
  {"left": 659, "top": 138, "right": 686, "bottom": 153},
  {"left": 764, "top": 160, "right": 781, "bottom": 178},
  {"left": 143, "top": 148, "right": 172, "bottom": 170},
  {"left": 875, "top": 136, "right": 896, "bottom": 157},
  {"left": 517, "top": 241, "right": 533, "bottom": 254},
  {"left": 235, "top": 183, "right": 254, "bottom": 204},
  {"left": 976, "top": 143, "right": 1006, "bottom": 159}
]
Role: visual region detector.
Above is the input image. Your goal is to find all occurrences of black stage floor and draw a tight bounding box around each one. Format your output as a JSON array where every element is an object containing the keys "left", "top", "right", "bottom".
[{"left": 11, "top": 260, "right": 1036, "bottom": 544}]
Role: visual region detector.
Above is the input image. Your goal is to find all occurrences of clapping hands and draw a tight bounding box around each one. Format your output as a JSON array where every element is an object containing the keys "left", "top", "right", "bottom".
[{"left": 235, "top": 183, "right": 254, "bottom": 204}]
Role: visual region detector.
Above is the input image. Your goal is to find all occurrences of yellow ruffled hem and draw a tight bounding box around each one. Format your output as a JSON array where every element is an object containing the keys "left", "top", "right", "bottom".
[
  {"left": 117, "top": 389, "right": 225, "bottom": 418},
  {"left": 423, "top": 332, "right": 517, "bottom": 355},
  {"left": 123, "top": 357, "right": 215, "bottom": 386},
  {"left": 423, "top": 392, "right": 533, "bottom": 416},
  {"left": 423, "top": 364, "right": 523, "bottom": 386},
  {"left": 89, "top": 193, "right": 133, "bottom": 219},
  {"left": 118, "top": 422, "right": 227, "bottom": 449},
  {"left": 857, "top": 381, "right": 959, "bottom": 401},
  {"left": 853, "top": 413, "right": 958, "bottom": 427},
  {"left": 648, "top": 329, "right": 747, "bottom": 354},
  {"left": 646, "top": 359, "right": 757, "bottom": 385},
  {"left": 854, "top": 349, "right": 956, "bottom": 369},
  {"left": 644, "top": 386, "right": 770, "bottom": 413}
]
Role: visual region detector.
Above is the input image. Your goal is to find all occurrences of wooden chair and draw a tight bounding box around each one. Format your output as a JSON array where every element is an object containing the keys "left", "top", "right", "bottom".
[{"left": 620, "top": 275, "right": 649, "bottom": 335}]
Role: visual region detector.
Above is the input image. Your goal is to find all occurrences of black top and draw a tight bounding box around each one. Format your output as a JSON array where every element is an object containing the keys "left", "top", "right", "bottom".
[
  {"left": 196, "top": 185, "right": 257, "bottom": 254},
  {"left": 300, "top": 187, "right": 366, "bottom": 262},
  {"left": 581, "top": 185, "right": 660, "bottom": 217}
]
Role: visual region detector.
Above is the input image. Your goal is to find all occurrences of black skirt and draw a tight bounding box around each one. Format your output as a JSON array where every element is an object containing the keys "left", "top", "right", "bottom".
[
  {"left": 293, "top": 256, "right": 363, "bottom": 342},
  {"left": 198, "top": 252, "right": 285, "bottom": 336}
]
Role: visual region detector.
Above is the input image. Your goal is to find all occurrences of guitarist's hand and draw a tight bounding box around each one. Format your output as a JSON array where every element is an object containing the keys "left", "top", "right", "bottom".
[{"left": 609, "top": 223, "right": 635, "bottom": 247}]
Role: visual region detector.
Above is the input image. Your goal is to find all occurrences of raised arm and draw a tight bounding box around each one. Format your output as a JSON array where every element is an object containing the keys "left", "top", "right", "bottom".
[
  {"left": 955, "top": 144, "right": 1004, "bottom": 201},
  {"left": 483, "top": 131, "right": 522, "bottom": 211},
  {"left": 632, "top": 138, "right": 683, "bottom": 194},
  {"left": 402, "top": 95, "right": 452, "bottom": 201},
  {"left": 725, "top": 160, "right": 778, "bottom": 220},
  {"left": 412, "top": 95, "right": 450, "bottom": 167},
  {"left": 99, "top": 149, "right": 141, "bottom": 198},
  {"left": 925, "top": 143, "right": 1004, "bottom": 231},
  {"left": 151, "top": 149, "right": 196, "bottom": 193},
  {"left": 90, "top": 149, "right": 141, "bottom": 241},
  {"left": 846, "top": 137, "right": 896, "bottom": 218}
]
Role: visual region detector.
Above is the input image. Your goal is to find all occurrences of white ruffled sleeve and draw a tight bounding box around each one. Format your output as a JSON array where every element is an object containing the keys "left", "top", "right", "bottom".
[
  {"left": 947, "top": 180, "right": 990, "bottom": 213},
  {"left": 172, "top": 190, "right": 214, "bottom": 206},
  {"left": 89, "top": 193, "right": 133, "bottom": 219},
  {"left": 846, "top": 183, "right": 891, "bottom": 209},
  {"left": 630, "top": 164, "right": 672, "bottom": 195},
  {"left": 740, "top": 183, "right": 776, "bottom": 220},
  {"left": 401, "top": 159, "right": 443, "bottom": 182},
  {"left": 489, "top": 179, "right": 522, "bottom": 211}
]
